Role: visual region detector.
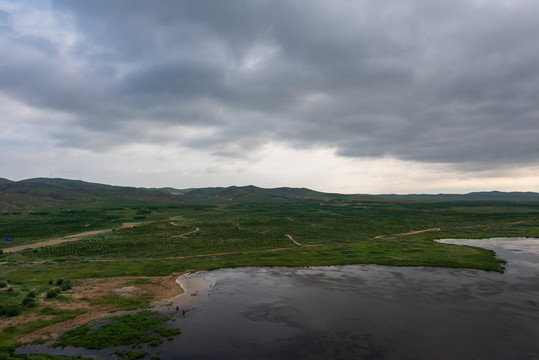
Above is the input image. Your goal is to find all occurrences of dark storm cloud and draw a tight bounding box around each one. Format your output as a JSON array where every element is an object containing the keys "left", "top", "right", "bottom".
[{"left": 2, "top": 0, "right": 539, "bottom": 168}]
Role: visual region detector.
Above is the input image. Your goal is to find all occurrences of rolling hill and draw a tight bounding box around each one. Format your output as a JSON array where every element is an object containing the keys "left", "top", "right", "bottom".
[
  {"left": 0, "top": 178, "right": 183, "bottom": 212},
  {"left": 378, "top": 191, "right": 539, "bottom": 201},
  {"left": 1, "top": 177, "right": 539, "bottom": 212}
]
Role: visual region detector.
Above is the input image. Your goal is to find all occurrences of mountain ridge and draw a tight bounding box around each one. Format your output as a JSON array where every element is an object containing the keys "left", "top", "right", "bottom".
[{"left": 1, "top": 177, "right": 539, "bottom": 212}]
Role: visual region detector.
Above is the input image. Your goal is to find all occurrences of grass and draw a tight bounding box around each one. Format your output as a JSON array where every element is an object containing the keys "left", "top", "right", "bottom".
[
  {"left": 0, "top": 309, "right": 86, "bottom": 344},
  {"left": 53, "top": 310, "right": 180, "bottom": 349},
  {"left": 88, "top": 293, "right": 153, "bottom": 311}
]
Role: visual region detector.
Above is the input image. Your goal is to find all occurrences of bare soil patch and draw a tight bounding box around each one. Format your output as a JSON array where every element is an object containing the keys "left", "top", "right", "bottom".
[{"left": 7, "top": 273, "right": 186, "bottom": 344}]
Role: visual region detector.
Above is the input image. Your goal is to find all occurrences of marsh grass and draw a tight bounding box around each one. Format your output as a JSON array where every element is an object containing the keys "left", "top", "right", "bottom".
[
  {"left": 53, "top": 311, "right": 180, "bottom": 349},
  {"left": 88, "top": 293, "right": 153, "bottom": 311},
  {"left": 0, "top": 309, "right": 86, "bottom": 344}
]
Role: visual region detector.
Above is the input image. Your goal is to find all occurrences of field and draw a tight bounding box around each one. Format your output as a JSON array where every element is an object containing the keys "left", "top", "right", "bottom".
[{"left": 1, "top": 193, "right": 539, "bottom": 358}]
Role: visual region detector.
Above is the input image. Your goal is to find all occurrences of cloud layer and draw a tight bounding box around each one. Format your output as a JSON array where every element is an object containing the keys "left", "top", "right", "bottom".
[{"left": 1, "top": 0, "right": 538, "bottom": 190}]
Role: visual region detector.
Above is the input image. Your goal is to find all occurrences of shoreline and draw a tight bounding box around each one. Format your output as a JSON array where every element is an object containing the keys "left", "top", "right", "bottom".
[{"left": 9, "top": 271, "right": 207, "bottom": 344}]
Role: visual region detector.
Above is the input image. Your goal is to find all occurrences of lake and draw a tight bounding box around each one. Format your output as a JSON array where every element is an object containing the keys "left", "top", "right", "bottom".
[{"left": 17, "top": 237, "right": 539, "bottom": 359}]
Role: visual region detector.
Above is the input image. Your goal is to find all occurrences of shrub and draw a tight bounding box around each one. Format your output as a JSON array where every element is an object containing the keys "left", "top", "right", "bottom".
[
  {"left": 46, "top": 288, "right": 61, "bottom": 299},
  {"left": 0, "top": 305, "right": 22, "bottom": 317},
  {"left": 61, "top": 280, "right": 72, "bottom": 291},
  {"left": 0, "top": 281, "right": 6, "bottom": 288},
  {"left": 22, "top": 297, "right": 37, "bottom": 308}
]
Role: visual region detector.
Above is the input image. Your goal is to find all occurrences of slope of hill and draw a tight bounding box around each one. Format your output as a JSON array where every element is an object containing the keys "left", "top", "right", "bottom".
[
  {"left": 176, "top": 185, "right": 352, "bottom": 203},
  {"left": 0, "top": 178, "right": 183, "bottom": 212}
]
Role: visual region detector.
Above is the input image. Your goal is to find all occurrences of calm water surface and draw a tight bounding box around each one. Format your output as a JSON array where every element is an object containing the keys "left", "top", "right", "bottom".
[{"left": 18, "top": 237, "right": 539, "bottom": 359}]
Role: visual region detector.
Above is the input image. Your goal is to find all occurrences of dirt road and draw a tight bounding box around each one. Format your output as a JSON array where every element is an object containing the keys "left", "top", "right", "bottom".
[
  {"left": 374, "top": 227, "right": 441, "bottom": 240},
  {"left": 2, "top": 222, "right": 143, "bottom": 253}
]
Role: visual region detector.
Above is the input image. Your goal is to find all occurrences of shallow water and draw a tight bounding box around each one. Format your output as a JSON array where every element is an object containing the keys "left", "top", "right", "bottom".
[{"left": 17, "top": 237, "right": 539, "bottom": 359}]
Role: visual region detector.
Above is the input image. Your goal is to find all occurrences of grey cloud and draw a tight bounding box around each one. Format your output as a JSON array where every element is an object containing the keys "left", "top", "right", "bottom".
[{"left": 2, "top": 0, "right": 539, "bottom": 170}]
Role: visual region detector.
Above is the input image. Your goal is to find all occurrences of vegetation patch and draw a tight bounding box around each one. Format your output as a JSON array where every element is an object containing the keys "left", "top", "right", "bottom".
[
  {"left": 0, "top": 309, "right": 85, "bottom": 344},
  {"left": 53, "top": 310, "right": 180, "bottom": 349},
  {"left": 113, "top": 349, "right": 148, "bottom": 360},
  {"left": 125, "top": 278, "right": 151, "bottom": 285},
  {"left": 88, "top": 292, "right": 153, "bottom": 311},
  {"left": 0, "top": 342, "right": 92, "bottom": 359}
]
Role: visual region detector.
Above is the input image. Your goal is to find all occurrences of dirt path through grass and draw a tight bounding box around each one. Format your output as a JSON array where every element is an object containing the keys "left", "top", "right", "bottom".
[
  {"left": 2, "top": 222, "right": 144, "bottom": 253},
  {"left": 171, "top": 227, "right": 200, "bottom": 238},
  {"left": 374, "top": 227, "right": 441, "bottom": 240},
  {"left": 284, "top": 234, "right": 303, "bottom": 246}
]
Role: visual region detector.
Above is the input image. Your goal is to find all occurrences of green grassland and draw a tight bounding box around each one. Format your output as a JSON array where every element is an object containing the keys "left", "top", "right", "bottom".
[
  {"left": 3, "top": 199, "right": 539, "bottom": 276},
  {"left": 1, "top": 185, "right": 539, "bottom": 352}
]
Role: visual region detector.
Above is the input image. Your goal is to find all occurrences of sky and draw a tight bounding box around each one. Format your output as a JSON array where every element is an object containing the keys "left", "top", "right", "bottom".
[{"left": 1, "top": 0, "right": 538, "bottom": 194}]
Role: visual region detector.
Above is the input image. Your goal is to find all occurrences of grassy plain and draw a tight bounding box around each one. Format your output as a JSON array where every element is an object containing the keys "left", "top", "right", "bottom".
[{"left": 1, "top": 197, "right": 539, "bottom": 357}]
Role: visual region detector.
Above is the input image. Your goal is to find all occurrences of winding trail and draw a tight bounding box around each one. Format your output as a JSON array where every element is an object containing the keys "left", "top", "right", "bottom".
[
  {"left": 172, "top": 227, "right": 201, "bottom": 238},
  {"left": 284, "top": 234, "right": 303, "bottom": 246}
]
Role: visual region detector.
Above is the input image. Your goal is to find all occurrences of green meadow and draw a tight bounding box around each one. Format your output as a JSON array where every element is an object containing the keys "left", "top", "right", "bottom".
[{"left": 1, "top": 188, "right": 539, "bottom": 357}]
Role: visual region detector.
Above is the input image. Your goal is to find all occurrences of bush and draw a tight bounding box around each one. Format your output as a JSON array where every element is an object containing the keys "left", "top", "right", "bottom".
[
  {"left": 0, "top": 344, "right": 17, "bottom": 359},
  {"left": 46, "top": 288, "right": 61, "bottom": 299},
  {"left": 56, "top": 279, "right": 64, "bottom": 286},
  {"left": 0, "top": 281, "right": 6, "bottom": 288},
  {"left": 22, "top": 297, "right": 37, "bottom": 308},
  {"left": 0, "top": 304, "right": 22, "bottom": 317},
  {"left": 61, "top": 280, "right": 72, "bottom": 291}
]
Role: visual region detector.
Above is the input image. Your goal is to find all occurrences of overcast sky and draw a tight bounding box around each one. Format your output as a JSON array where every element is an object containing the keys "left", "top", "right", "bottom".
[{"left": 1, "top": 0, "right": 538, "bottom": 194}]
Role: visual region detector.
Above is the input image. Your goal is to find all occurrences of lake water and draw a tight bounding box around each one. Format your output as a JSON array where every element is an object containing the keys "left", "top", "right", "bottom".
[{"left": 17, "top": 237, "right": 539, "bottom": 359}]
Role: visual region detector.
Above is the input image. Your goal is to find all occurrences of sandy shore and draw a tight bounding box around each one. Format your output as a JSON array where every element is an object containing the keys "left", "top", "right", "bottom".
[{"left": 152, "top": 271, "right": 212, "bottom": 310}]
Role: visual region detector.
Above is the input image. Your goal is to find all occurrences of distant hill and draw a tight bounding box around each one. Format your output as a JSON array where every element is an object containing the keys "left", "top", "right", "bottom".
[
  {"left": 378, "top": 191, "right": 539, "bottom": 201},
  {"left": 0, "top": 177, "right": 183, "bottom": 212},
  {"left": 177, "top": 186, "right": 539, "bottom": 203},
  {"left": 1, "top": 177, "right": 538, "bottom": 212},
  {"left": 176, "top": 185, "right": 352, "bottom": 203}
]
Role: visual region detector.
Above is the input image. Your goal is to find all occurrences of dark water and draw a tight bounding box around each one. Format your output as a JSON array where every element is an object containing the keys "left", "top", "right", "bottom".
[{"left": 17, "top": 238, "right": 539, "bottom": 359}]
